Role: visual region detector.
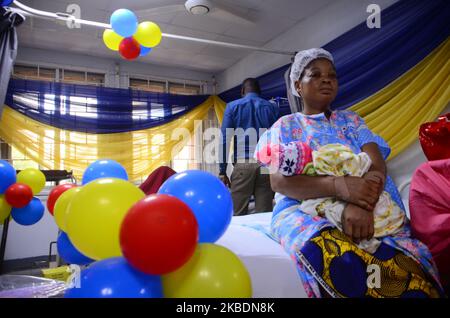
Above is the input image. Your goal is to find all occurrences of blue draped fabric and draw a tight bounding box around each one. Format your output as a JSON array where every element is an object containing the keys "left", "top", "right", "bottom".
[
  {"left": 4, "top": 78, "right": 210, "bottom": 133},
  {"left": 219, "top": 0, "right": 450, "bottom": 111}
]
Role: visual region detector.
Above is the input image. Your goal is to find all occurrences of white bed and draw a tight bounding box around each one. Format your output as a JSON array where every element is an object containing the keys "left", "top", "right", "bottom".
[{"left": 216, "top": 212, "right": 308, "bottom": 298}]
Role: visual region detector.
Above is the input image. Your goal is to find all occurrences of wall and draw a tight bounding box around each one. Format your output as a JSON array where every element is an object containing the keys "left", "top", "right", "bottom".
[
  {"left": 1, "top": 189, "right": 59, "bottom": 261},
  {"left": 15, "top": 46, "right": 215, "bottom": 94},
  {"left": 216, "top": 0, "right": 399, "bottom": 93}
]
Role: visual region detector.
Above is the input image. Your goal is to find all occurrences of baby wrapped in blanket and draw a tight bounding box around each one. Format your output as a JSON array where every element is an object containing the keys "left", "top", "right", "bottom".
[{"left": 256, "top": 142, "right": 406, "bottom": 253}]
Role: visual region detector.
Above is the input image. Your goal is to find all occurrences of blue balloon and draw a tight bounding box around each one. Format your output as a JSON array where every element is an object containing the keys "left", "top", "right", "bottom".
[
  {"left": 158, "top": 170, "right": 233, "bottom": 243},
  {"left": 0, "top": 160, "right": 16, "bottom": 194},
  {"left": 139, "top": 46, "right": 152, "bottom": 56},
  {"left": 82, "top": 159, "right": 128, "bottom": 185},
  {"left": 110, "top": 9, "right": 138, "bottom": 38},
  {"left": 2, "top": 0, "right": 14, "bottom": 6},
  {"left": 11, "top": 197, "right": 44, "bottom": 226},
  {"left": 64, "top": 257, "right": 163, "bottom": 298},
  {"left": 57, "top": 232, "right": 93, "bottom": 266}
]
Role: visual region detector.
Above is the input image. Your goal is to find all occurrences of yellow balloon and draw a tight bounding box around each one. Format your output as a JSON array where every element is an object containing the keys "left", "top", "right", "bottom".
[
  {"left": 133, "top": 21, "right": 162, "bottom": 48},
  {"left": 17, "top": 168, "right": 46, "bottom": 195},
  {"left": 53, "top": 187, "right": 81, "bottom": 232},
  {"left": 162, "top": 243, "right": 252, "bottom": 298},
  {"left": 0, "top": 195, "right": 12, "bottom": 223},
  {"left": 66, "top": 178, "right": 145, "bottom": 260},
  {"left": 103, "top": 29, "right": 123, "bottom": 51}
]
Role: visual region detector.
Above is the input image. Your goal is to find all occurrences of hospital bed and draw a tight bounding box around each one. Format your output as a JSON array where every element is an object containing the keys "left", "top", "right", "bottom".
[{"left": 217, "top": 212, "right": 308, "bottom": 298}]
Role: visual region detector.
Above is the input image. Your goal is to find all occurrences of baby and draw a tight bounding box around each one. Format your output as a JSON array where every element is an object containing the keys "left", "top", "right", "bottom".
[{"left": 256, "top": 142, "right": 406, "bottom": 253}]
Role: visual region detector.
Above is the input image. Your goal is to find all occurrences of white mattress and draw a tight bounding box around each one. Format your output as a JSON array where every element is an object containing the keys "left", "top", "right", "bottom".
[{"left": 216, "top": 213, "right": 308, "bottom": 298}]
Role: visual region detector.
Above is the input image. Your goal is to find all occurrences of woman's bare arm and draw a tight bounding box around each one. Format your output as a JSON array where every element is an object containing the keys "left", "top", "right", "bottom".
[
  {"left": 340, "top": 143, "right": 385, "bottom": 242},
  {"left": 362, "top": 142, "right": 386, "bottom": 176},
  {"left": 361, "top": 142, "right": 386, "bottom": 196},
  {"left": 270, "top": 173, "right": 335, "bottom": 201},
  {"left": 270, "top": 171, "right": 380, "bottom": 210}
]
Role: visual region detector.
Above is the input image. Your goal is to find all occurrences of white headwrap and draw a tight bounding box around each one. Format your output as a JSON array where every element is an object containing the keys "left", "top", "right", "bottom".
[{"left": 290, "top": 48, "right": 334, "bottom": 97}]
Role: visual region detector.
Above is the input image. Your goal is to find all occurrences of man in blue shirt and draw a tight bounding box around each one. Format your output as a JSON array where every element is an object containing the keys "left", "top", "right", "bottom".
[{"left": 219, "top": 78, "right": 279, "bottom": 215}]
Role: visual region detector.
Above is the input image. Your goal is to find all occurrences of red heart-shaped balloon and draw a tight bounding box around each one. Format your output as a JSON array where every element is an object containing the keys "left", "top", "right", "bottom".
[{"left": 419, "top": 113, "right": 450, "bottom": 161}]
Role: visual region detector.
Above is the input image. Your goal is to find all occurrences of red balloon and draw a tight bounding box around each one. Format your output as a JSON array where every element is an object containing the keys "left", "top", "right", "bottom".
[
  {"left": 119, "top": 37, "right": 141, "bottom": 60},
  {"left": 120, "top": 194, "right": 198, "bottom": 275},
  {"left": 5, "top": 183, "right": 33, "bottom": 208},
  {"left": 419, "top": 113, "right": 450, "bottom": 161},
  {"left": 47, "top": 184, "right": 77, "bottom": 215}
]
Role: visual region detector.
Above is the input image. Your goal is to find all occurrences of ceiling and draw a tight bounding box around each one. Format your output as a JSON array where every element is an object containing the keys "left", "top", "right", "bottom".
[{"left": 15, "top": 0, "right": 334, "bottom": 73}]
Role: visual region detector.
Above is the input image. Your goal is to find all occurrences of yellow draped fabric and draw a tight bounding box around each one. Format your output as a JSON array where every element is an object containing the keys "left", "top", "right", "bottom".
[
  {"left": 350, "top": 38, "right": 450, "bottom": 159},
  {"left": 0, "top": 39, "right": 448, "bottom": 181},
  {"left": 0, "top": 96, "right": 226, "bottom": 181}
]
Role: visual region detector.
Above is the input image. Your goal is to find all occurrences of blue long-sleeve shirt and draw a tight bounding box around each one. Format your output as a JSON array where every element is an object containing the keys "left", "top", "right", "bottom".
[{"left": 219, "top": 93, "right": 279, "bottom": 175}]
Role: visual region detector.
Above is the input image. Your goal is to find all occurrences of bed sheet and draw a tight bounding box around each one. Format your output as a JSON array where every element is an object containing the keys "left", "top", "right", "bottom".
[{"left": 216, "top": 213, "right": 307, "bottom": 298}]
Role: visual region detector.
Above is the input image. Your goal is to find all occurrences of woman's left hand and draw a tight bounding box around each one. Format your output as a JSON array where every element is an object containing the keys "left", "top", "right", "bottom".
[
  {"left": 341, "top": 203, "right": 375, "bottom": 244},
  {"left": 363, "top": 171, "right": 385, "bottom": 197}
]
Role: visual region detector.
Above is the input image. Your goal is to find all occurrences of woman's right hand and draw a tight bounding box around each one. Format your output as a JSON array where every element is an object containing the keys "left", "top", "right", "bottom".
[
  {"left": 335, "top": 176, "right": 381, "bottom": 211},
  {"left": 341, "top": 203, "right": 375, "bottom": 244}
]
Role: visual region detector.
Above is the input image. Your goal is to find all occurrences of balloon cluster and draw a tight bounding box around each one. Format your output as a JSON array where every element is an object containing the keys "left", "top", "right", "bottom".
[
  {"left": 48, "top": 159, "right": 132, "bottom": 266},
  {"left": 0, "top": 160, "right": 45, "bottom": 226},
  {"left": 103, "top": 9, "right": 162, "bottom": 61},
  {"left": 51, "top": 159, "right": 251, "bottom": 298}
]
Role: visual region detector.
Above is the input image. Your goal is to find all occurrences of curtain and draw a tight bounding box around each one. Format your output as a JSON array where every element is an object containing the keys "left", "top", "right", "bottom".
[
  {"left": 0, "top": 7, "right": 23, "bottom": 116},
  {"left": 349, "top": 38, "right": 450, "bottom": 159},
  {"left": 0, "top": 96, "right": 227, "bottom": 181},
  {"left": 5, "top": 78, "right": 211, "bottom": 134}
]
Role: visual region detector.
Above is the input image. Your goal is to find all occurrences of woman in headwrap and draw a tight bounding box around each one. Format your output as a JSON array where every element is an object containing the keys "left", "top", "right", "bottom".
[{"left": 254, "top": 48, "right": 445, "bottom": 298}]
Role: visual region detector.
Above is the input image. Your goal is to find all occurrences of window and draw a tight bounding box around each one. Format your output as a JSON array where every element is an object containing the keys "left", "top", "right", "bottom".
[
  {"left": 132, "top": 100, "right": 148, "bottom": 121},
  {"left": 132, "top": 101, "right": 169, "bottom": 121},
  {"left": 130, "top": 78, "right": 166, "bottom": 93},
  {"left": 10, "top": 147, "right": 39, "bottom": 170},
  {"left": 62, "top": 70, "right": 105, "bottom": 86},
  {"left": 171, "top": 108, "right": 219, "bottom": 174},
  {"left": 1, "top": 138, "right": 71, "bottom": 186},
  {"left": 171, "top": 134, "right": 198, "bottom": 173},
  {"left": 0, "top": 139, "right": 11, "bottom": 164},
  {"left": 13, "top": 92, "right": 39, "bottom": 110},
  {"left": 1, "top": 139, "right": 40, "bottom": 171},
  {"left": 63, "top": 70, "right": 85, "bottom": 83},
  {"left": 43, "top": 94, "right": 56, "bottom": 112},
  {"left": 13, "top": 65, "right": 37, "bottom": 78},
  {"left": 130, "top": 77, "right": 203, "bottom": 95},
  {"left": 86, "top": 72, "right": 105, "bottom": 85},
  {"left": 169, "top": 83, "right": 201, "bottom": 95},
  {"left": 13, "top": 64, "right": 105, "bottom": 86},
  {"left": 39, "top": 67, "right": 57, "bottom": 81},
  {"left": 13, "top": 65, "right": 56, "bottom": 81},
  {"left": 69, "top": 96, "right": 98, "bottom": 118}
]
